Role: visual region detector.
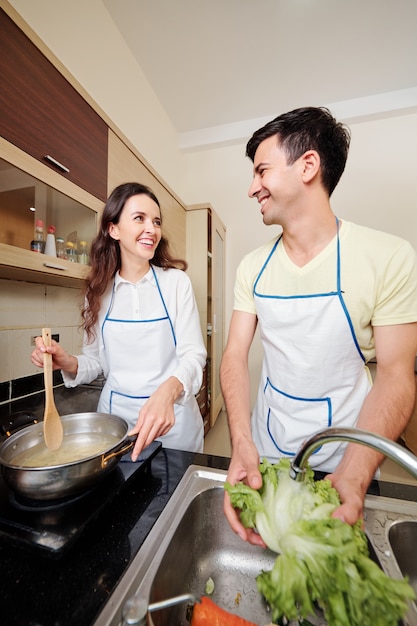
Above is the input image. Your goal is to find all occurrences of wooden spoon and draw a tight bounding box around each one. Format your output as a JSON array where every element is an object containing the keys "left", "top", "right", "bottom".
[{"left": 42, "top": 327, "right": 63, "bottom": 450}]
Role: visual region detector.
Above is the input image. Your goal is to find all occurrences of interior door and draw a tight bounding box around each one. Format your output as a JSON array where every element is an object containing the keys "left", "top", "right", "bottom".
[{"left": 210, "top": 211, "right": 226, "bottom": 426}]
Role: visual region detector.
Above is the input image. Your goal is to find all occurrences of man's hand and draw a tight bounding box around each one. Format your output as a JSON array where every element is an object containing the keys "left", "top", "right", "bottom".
[
  {"left": 224, "top": 439, "right": 266, "bottom": 546},
  {"left": 326, "top": 469, "right": 366, "bottom": 525}
]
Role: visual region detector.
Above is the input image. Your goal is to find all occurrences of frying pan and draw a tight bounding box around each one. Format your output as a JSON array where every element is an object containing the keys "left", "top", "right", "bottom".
[{"left": 0, "top": 412, "right": 136, "bottom": 501}]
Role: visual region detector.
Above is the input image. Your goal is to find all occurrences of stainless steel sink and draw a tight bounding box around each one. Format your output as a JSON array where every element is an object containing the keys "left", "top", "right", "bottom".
[
  {"left": 146, "top": 487, "right": 277, "bottom": 625},
  {"left": 95, "top": 466, "right": 417, "bottom": 626},
  {"left": 361, "top": 494, "right": 417, "bottom": 626},
  {"left": 389, "top": 521, "right": 417, "bottom": 594}
]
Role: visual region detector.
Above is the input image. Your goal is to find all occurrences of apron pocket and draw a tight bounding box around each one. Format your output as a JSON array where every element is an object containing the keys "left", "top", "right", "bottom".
[
  {"left": 109, "top": 390, "right": 149, "bottom": 427},
  {"left": 264, "top": 378, "right": 332, "bottom": 456}
]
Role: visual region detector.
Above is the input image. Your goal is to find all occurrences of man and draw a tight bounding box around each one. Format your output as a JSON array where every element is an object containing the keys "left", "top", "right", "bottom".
[{"left": 220, "top": 107, "right": 417, "bottom": 544}]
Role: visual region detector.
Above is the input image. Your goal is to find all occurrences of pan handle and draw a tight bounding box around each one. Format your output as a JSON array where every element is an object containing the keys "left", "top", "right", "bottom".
[
  {"left": 1, "top": 411, "right": 39, "bottom": 437},
  {"left": 101, "top": 434, "right": 137, "bottom": 467}
]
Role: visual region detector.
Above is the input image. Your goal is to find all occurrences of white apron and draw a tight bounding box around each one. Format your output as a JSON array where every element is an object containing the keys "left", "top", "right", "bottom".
[
  {"left": 252, "top": 220, "right": 371, "bottom": 471},
  {"left": 97, "top": 266, "right": 203, "bottom": 453}
]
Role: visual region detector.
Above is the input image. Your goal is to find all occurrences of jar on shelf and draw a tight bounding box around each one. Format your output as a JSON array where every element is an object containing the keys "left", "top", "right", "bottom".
[
  {"left": 78, "top": 240, "right": 89, "bottom": 265},
  {"left": 65, "top": 241, "right": 77, "bottom": 262},
  {"left": 56, "top": 237, "right": 66, "bottom": 259},
  {"left": 30, "top": 219, "right": 45, "bottom": 253}
]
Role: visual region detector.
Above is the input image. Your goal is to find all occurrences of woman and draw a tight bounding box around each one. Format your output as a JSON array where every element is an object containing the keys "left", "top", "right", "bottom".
[{"left": 32, "top": 182, "right": 206, "bottom": 460}]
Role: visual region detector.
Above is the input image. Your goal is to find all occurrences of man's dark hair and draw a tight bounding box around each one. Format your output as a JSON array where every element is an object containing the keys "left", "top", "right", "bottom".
[{"left": 246, "top": 107, "right": 351, "bottom": 196}]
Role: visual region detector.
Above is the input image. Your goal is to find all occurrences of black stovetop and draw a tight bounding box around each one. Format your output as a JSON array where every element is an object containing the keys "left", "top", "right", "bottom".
[
  {"left": 0, "top": 446, "right": 227, "bottom": 626},
  {"left": 0, "top": 440, "right": 161, "bottom": 556}
]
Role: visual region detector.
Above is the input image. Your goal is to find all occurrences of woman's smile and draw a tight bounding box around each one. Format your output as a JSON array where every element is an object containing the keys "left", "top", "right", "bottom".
[{"left": 109, "top": 194, "right": 162, "bottom": 264}]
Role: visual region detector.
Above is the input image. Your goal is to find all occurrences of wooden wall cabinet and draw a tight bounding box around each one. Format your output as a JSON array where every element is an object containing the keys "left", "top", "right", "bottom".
[
  {"left": 0, "top": 138, "right": 102, "bottom": 287},
  {"left": 0, "top": 4, "right": 104, "bottom": 288},
  {"left": 0, "top": 3, "right": 229, "bottom": 436},
  {"left": 186, "top": 204, "right": 226, "bottom": 431},
  {"left": 0, "top": 5, "right": 187, "bottom": 291},
  {"left": 0, "top": 3, "right": 227, "bottom": 444},
  {"left": 0, "top": 7, "right": 108, "bottom": 202}
]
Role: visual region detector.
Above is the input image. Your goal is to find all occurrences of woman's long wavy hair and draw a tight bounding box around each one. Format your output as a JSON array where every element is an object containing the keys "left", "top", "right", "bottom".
[{"left": 81, "top": 182, "right": 187, "bottom": 342}]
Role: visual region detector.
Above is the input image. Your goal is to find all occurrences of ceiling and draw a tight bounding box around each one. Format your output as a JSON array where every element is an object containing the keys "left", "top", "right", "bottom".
[{"left": 103, "top": 0, "right": 417, "bottom": 150}]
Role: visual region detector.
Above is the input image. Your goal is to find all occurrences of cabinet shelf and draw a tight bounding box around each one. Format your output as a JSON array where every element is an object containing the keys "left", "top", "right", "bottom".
[{"left": 0, "top": 243, "right": 89, "bottom": 288}]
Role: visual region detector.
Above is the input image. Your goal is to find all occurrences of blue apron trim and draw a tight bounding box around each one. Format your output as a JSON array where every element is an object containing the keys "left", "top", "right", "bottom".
[
  {"left": 264, "top": 377, "right": 331, "bottom": 456},
  {"left": 105, "top": 316, "right": 168, "bottom": 323},
  {"left": 151, "top": 266, "right": 176, "bottom": 346},
  {"left": 101, "top": 266, "right": 177, "bottom": 347},
  {"left": 253, "top": 217, "right": 365, "bottom": 363},
  {"left": 335, "top": 230, "right": 366, "bottom": 363},
  {"left": 109, "top": 390, "right": 150, "bottom": 414},
  {"left": 263, "top": 376, "right": 333, "bottom": 411},
  {"left": 253, "top": 236, "right": 280, "bottom": 296},
  {"left": 266, "top": 408, "right": 323, "bottom": 457},
  {"left": 256, "top": 291, "right": 339, "bottom": 300}
]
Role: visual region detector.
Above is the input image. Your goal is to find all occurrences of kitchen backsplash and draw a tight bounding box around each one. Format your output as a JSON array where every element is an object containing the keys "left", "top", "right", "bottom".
[{"left": 0, "top": 277, "right": 84, "bottom": 404}]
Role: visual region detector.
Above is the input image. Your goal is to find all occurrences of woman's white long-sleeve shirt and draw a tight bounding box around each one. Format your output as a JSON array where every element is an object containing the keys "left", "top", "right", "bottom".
[{"left": 62, "top": 266, "right": 207, "bottom": 405}]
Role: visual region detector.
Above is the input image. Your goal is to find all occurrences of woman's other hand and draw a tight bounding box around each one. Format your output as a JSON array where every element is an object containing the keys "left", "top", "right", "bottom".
[{"left": 31, "top": 335, "right": 78, "bottom": 374}]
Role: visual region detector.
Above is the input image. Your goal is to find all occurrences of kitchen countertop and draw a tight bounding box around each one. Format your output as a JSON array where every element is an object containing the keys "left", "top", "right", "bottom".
[
  {"left": 0, "top": 445, "right": 229, "bottom": 626},
  {"left": 1, "top": 386, "right": 417, "bottom": 626}
]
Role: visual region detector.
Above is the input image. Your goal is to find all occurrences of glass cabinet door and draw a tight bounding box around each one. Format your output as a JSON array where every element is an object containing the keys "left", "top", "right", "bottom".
[{"left": 0, "top": 157, "right": 97, "bottom": 254}]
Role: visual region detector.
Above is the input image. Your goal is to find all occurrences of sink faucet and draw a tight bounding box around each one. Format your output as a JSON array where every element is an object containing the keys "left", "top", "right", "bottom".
[
  {"left": 289, "top": 427, "right": 417, "bottom": 481},
  {"left": 121, "top": 593, "right": 197, "bottom": 625}
]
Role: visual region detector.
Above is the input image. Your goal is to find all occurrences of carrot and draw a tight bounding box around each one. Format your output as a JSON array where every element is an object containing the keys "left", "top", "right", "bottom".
[{"left": 191, "top": 596, "right": 257, "bottom": 626}]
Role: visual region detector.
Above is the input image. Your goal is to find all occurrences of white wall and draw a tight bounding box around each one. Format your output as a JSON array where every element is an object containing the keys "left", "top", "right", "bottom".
[
  {"left": 334, "top": 113, "right": 417, "bottom": 249},
  {"left": 4, "top": 1, "right": 417, "bottom": 405}
]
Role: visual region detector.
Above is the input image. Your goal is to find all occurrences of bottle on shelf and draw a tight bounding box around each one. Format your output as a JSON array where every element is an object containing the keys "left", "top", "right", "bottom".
[
  {"left": 30, "top": 219, "right": 45, "bottom": 253},
  {"left": 78, "top": 240, "right": 89, "bottom": 265},
  {"left": 44, "top": 225, "right": 57, "bottom": 257},
  {"left": 56, "top": 237, "right": 66, "bottom": 260},
  {"left": 65, "top": 241, "right": 77, "bottom": 262}
]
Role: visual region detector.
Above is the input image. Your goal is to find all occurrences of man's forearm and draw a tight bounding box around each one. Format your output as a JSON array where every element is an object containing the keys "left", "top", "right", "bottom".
[
  {"left": 358, "top": 371, "right": 416, "bottom": 438},
  {"left": 337, "top": 369, "right": 416, "bottom": 486},
  {"left": 220, "top": 351, "right": 253, "bottom": 445}
]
